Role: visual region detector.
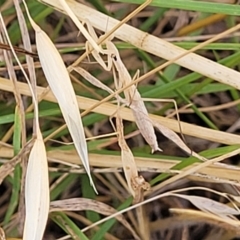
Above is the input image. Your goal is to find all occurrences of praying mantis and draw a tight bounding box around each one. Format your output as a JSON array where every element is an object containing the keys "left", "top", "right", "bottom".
[
  {"left": 58, "top": 0, "right": 160, "bottom": 150},
  {"left": 75, "top": 15, "right": 208, "bottom": 160},
  {"left": 51, "top": 0, "right": 207, "bottom": 200},
  {"left": 72, "top": 16, "right": 161, "bottom": 200},
  {"left": 74, "top": 22, "right": 185, "bottom": 201},
  {"left": 74, "top": 16, "right": 161, "bottom": 151},
  {"left": 70, "top": 1, "right": 210, "bottom": 200},
  {"left": 75, "top": 21, "right": 193, "bottom": 157}
]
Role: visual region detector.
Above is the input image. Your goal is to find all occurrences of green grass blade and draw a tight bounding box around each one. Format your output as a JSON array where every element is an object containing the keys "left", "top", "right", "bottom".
[
  {"left": 112, "top": 0, "right": 240, "bottom": 15},
  {"left": 91, "top": 197, "right": 133, "bottom": 240},
  {"left": 3, "top": 107, "right": 22, "bottom": 225},
  {"left": 51, "top": 212, "right": 89, "bottom": 240}
]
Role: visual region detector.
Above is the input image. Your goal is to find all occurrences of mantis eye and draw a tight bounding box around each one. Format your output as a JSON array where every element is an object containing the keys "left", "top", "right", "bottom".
[{"left": 111, "top": 54, "right": 117, "bottom": 61}]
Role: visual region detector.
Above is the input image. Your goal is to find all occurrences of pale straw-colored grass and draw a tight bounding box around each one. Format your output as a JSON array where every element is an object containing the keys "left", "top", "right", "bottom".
[
  {"left": 1, "top": 0, "right": 240, "bottom": 238},
  {"left": 40, "top": 0, "right": 240, "bottom": 90},
  {"left": 0, "top": 4, "right": 49, "bottom": 238},
  {"left": 1, "top": 76, "right": 240, "bottom": 145}
]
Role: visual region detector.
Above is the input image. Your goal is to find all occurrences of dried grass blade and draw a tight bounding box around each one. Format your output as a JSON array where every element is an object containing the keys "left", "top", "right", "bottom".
[
  {"left": 23, "top": 5, "right": 96, "bottom": 191},
  {"left": 23, "top": 128, "right": 49, "bottom": 240},
  {"left": 171, "top": 193, "right": 240, "bottom": 218},
  {"left": 0, "top": 140, "right": 34, "bottom": 185},
  {"left": 0, "top": 9, "right": 49, "bottom": 237},
  {"left": 2, "top": 76, "right": 240, "bottom": 145},
  {"left": 169, "top": 208, "right": 240, "bottom": 237},
  {"left": 50, "top": 198, "right": 140, "bottom": 240}
]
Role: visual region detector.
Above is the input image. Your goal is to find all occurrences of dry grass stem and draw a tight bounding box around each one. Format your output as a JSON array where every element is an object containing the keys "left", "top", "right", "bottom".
[
  {"left": 0, "top": 140, "right": 34, "bottom": 184},
  {"left": 1, "top": 77, "right": 238, "bottom": 145},
  {"left": 82, "top": 186, "right": 240, "bottom": 233},
  {"left": 2, "top": 0, "right": 240, "bottom": 238},
  {"left": 153, "top": 208, "right": 240, "bottom": 237},
  {"left": 151, "top": 147, "right": 240, "bottom": 193}
]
